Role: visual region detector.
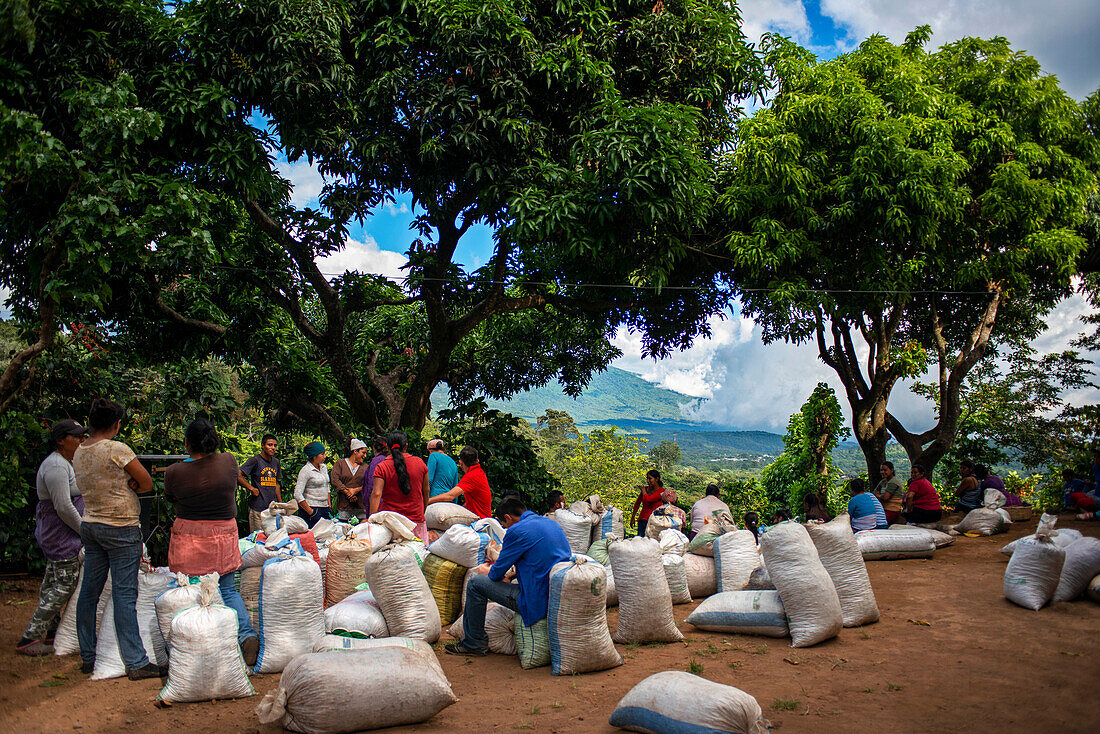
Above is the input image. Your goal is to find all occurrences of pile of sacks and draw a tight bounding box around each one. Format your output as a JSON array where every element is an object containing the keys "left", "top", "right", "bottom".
[
  {"left": 686, "top": 516, "right": 879, "bottom": 647},
  {"left": 1001, "top": 513, "right": 1100, "bottom": 610}
]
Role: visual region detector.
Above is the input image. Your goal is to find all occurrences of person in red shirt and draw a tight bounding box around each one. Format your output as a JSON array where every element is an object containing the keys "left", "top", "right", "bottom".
[
  {"left": 371, "top": 430, "right": 430, "bottom": 542},
  {"left": 428, "top": 446, "right": 492, "bottom": 518},
  {"left": 902, "top": 463, "right": 943, "bottom": 524},
  {"left": 630, "top": 469, "right": 665, "bottom": 538}
]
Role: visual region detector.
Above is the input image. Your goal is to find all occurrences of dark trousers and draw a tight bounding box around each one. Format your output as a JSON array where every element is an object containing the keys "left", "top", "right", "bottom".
[{"left": 903, "top": 508, "right": 943, "bottom": 524}]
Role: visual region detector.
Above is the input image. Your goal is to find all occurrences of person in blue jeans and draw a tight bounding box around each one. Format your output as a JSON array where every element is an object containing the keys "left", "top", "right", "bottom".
[
  {"left": 72, "top": 398, "right": 161, "bottom": 680},
  {"left": 163, "top": 418, "right": 260, "bottom": 666},
  {"left": 445, "top": 497, "right": 572, "bottom": 656}
]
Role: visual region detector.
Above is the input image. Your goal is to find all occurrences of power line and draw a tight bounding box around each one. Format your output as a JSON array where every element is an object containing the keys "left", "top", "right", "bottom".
[{"left": 188, "top": 261, "right": 998, "bottom": 296}]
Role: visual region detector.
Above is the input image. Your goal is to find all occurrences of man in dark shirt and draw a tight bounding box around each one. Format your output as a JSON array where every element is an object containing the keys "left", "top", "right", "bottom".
[
  {"left": 238, "top": 434, "right": 283, "bottom": 532},
  {"left": 445, "top": 497, "right": 571, "bottom": 656}
]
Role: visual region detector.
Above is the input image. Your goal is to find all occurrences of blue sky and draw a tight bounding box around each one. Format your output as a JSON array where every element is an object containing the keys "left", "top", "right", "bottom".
[{"left": 288, "top": 1, "right": 1100, "bottom": 431}]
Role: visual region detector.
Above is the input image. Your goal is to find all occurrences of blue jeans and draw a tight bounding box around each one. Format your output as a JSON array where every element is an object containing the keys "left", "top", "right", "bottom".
[
  {"left": 218, "top": 573, "right": 256, "bottom": 644},
  {"left": 76, "top": 522, "right": 147, "bottom": 670},
  {"left": 461, "top": 574, "right": 520, "bottom": 653},
  {"left": 300, "top": 506, "right": 331, "bottom": 528}
]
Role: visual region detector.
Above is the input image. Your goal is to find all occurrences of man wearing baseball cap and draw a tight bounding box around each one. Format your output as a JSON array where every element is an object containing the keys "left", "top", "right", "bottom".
[{"left": 16, "top": 420, "right": 87, "bottom": 655}]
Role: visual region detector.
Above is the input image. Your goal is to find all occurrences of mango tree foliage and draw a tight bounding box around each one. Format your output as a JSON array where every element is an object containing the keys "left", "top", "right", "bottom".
[
  {"left": 718, "top": 29, "right": 1099, "bottom": 477},
  {"left": 0, "top": 0, "right": 767, "bottom": 439},
  {"left": 558, "top": 428, "right": 650, "bottom": 527}
]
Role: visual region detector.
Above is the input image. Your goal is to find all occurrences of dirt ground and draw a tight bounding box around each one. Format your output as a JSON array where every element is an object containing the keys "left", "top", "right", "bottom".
[{"left": 0, "top": 515, "right": 1097, "bottom": 734}]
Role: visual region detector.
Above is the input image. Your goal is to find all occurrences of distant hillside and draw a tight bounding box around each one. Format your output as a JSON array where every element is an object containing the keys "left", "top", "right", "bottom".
[{"left": 431, "top": 366, "right": 700, "bottom": 426}]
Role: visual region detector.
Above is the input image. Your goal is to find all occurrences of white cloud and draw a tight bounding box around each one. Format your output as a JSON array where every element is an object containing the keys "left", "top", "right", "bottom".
[
  {"left": 316, "top": 235, "right": 407, "bottom": 282},
  {"left": 385, "top": 201, "right": 410, "bottom": 216},
  {"left": 275, "top": 159, "right": 325, "bottom": 207},
  {"left": 738, "top": 1, "right": 1099, "bottom": 100},
  {"left": 819, "top": 0, "right": 1100, "bottom": 99},
  {"left": 738, "top": 0, "right": 813, "bottom": 46},
  {"left": 612, "top": 312, "right": 755, "bottom": 400},
  {"left": 615, "top": 292, "right": 1099, "bottom": 433}
]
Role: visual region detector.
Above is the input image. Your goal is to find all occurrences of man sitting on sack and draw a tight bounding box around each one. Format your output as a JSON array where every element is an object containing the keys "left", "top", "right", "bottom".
[{"left": 444, "top": 497, "right": 571, "bottom": 656}]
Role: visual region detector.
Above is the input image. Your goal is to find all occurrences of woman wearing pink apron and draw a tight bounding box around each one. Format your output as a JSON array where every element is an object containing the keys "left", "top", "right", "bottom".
[{"left": 164, "top": 418, "right": 258, "bottom": 666}]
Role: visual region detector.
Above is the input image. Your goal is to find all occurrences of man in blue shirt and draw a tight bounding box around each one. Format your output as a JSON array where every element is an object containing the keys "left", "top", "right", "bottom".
[
  {"left": 445, "top": 497, "right": 572, "bottom": 656},
  {"left": 426, "top": 439, "right": 459, "bottom": 499},
  {"left": 846, "top": 478, "right": 888, "bottom": 532}
]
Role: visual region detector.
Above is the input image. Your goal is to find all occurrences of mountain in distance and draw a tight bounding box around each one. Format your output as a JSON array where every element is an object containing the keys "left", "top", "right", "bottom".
[{"left": 430, "top": 366, "right": 789, "bottom": 462}]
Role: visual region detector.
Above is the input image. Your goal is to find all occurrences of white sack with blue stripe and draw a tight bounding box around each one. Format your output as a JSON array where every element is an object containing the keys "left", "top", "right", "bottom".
[
  {"left": 554, "top": 509, "right": 595, "bottom": 555},
  {"left": 662, "top": 554, "right": 692, "bottom": 604},
  {"left": 759, "top": 521, "right": 841, "bottom": 648},
  {"left": 365, "top": 543, "right": 441, "bottom": 642},
  {"left": 609, "top": 536, "right": 683, "bottom": 643},
  {"left": 253, "top": 555, "right": 325, "bottom": 674},
  {"left": 806, "top": 514, "right": 879, "bottom": 627},
  {"left": 686, "top": 591, "right": 789, "bottom": 637},
  {"left": 427, "top": 524, "right": 491, "bottom": 568},
  {"left": 608, "top": 672, "right": 770, "bottom": 734},
  {"left": 713, "top": 530, "right": 760, "bottom": 592},
  {"left": 547, "top": 556, "right": 621, "bottom": 675}
]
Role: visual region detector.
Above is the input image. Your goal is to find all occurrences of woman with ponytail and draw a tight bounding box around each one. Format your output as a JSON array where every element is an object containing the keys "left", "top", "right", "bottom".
[
  {"left": 370, "top": 431, "right": 430, "bottom": 542},
  {"left": 163, "top": 418, "right": 259, "bottom": 665}
]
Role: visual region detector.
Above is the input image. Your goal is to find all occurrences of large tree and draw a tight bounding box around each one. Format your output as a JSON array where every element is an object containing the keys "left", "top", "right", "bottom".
[
  {"left": 1, "top": 0, "right": 766, "bottom": 441},
  {"left": 716, "top": 29, "right": 1099, "bottom": 477}
]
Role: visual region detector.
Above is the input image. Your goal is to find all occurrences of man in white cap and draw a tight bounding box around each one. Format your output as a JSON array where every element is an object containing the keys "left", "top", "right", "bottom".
[
  {"left": 426, "top": 438, "right": 459, "bottom": 500},
  {"left": 332, "top": 438, "right": 369, "bottom": 522}
]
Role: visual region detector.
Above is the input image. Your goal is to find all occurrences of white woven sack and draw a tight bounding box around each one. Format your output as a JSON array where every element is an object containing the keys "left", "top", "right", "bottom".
[
  {"left": 473, "top": 517, "right": 507, "bottom": 545},
  {"left": 425, "top": 502, "right": 477, "bottom": 531},
  {"left": 253, "top": 555, "right": 325, "bottom": 674},
  {"left": 714, "top": 530, "right": 760, "bottom": 592},
  {"left": 746, "top": 564, "right": 774, "bottom": 590},
  {"left": 446, "top": 602, "right": 517, "bottom": 655},
  {"left": 659, "top": 528, "right": 688, "bottom": 556},
  {"left": 310, "top": 635, "right": 445, "bottom": 677},
  {"left": 1087, "top": 573, "right": 1100, "bottom": 603},
  {"left": 553, "top": 509, "right": 594, "bottom": 554},
  {"left": 759, "top": 521, "right": 842, "bottom": 648},
  {"left": 364, "top": 543, "right": 441, "bottom": 642},
  {"left": 55, "top": 562, "right": 110, "bottom": 656},
  {"left": 324, "top": 589, "right": 389, "bottom": 638},
  {"left": 259, "top": 500, "right": 302, "bottom": 535},
  {"left": 547, "top": 557, "right": 622, "bottom": 675},
  {"left": 662, "top": 554, "right": 692, "bottom": 604},
  {"left": 983, "top": 488, "right": 1007, "bottom": 510},
  {"left": 1052, "top": 536, "right": 1100, "bottom": 602},
  {"left": 239, "top": 566, "right": 262, "bottom": 629},
  {"left": 569, "top": 500, "right": 601, "bottom": 528},
  {"left": 683, "top": 553, "right": 717, "bottom": 598},
  {"left": 256, "top": 648, "right": 457, "bottom": 734},
  {"left": 367, "top": 510, "right": 418, "bottom": 541},
  {"left": 605, "top": 568, "right": 619, "bottom": 607},
  {"left": 324, "top": 537, "right": 373, "bottom": 608},
  {"left": 429, "top": 523, "right": 489, "bottom": 568},
  {"left": 953, "top": 508, "right": 1008, "bottom": 536},
  {"left": 241, "top": 536, "right": 307, "bottom": 568},
  {"left": 154, "top": 573, "right": 223, "bottom": 647},
  {"left": 608, "top": 536, "right": 683, "bottom": 643},
  {"left": 91, "top": 569, "right": 173, "bottom": 679},
  {"left": 644, "top": 509, "right": 682, "bottom": 539},
  {"left": 592, "top": 506, "right": 625, "bottom": 544},
  {"left": 157, "top": 579, "right": 254, "bottom": 703},
  {"left": 1004, "top": 518, "right": 1066, "bottom": 610},
  {"left": 349, "top": 522, "right": 393, "bottom": 549},
  {"left": 1000, "top": 518, "right": 1082, "bottom": 556},
  {"left": 310, "top": 517, "right": 339, "bottom": 544},
  {"left": 685, "top": 591, "right": 789, "bottom": 637},
  {"left": 608, "top": 672, "right": 770, "bottom": 734},
  {"left": 889, "top": 525, "right": 955, "bottom": 549},
  {"left": 317, "top": 546, "right": 329, "bottom": 575},
  {"left": 806, "top": 515, "right": 879, "bottom": 627},
  {"left": 856, "top": 528, "right": 935, "bottom": 561}
]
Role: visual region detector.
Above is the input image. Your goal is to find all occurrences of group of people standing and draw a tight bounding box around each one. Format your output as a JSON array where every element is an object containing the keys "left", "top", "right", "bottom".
[
  {"left": 15, "top": 398, "right": 493, "bottom": 677},
  {"left": 237, "top": 432, "right": 492, "bottom": 543}
]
